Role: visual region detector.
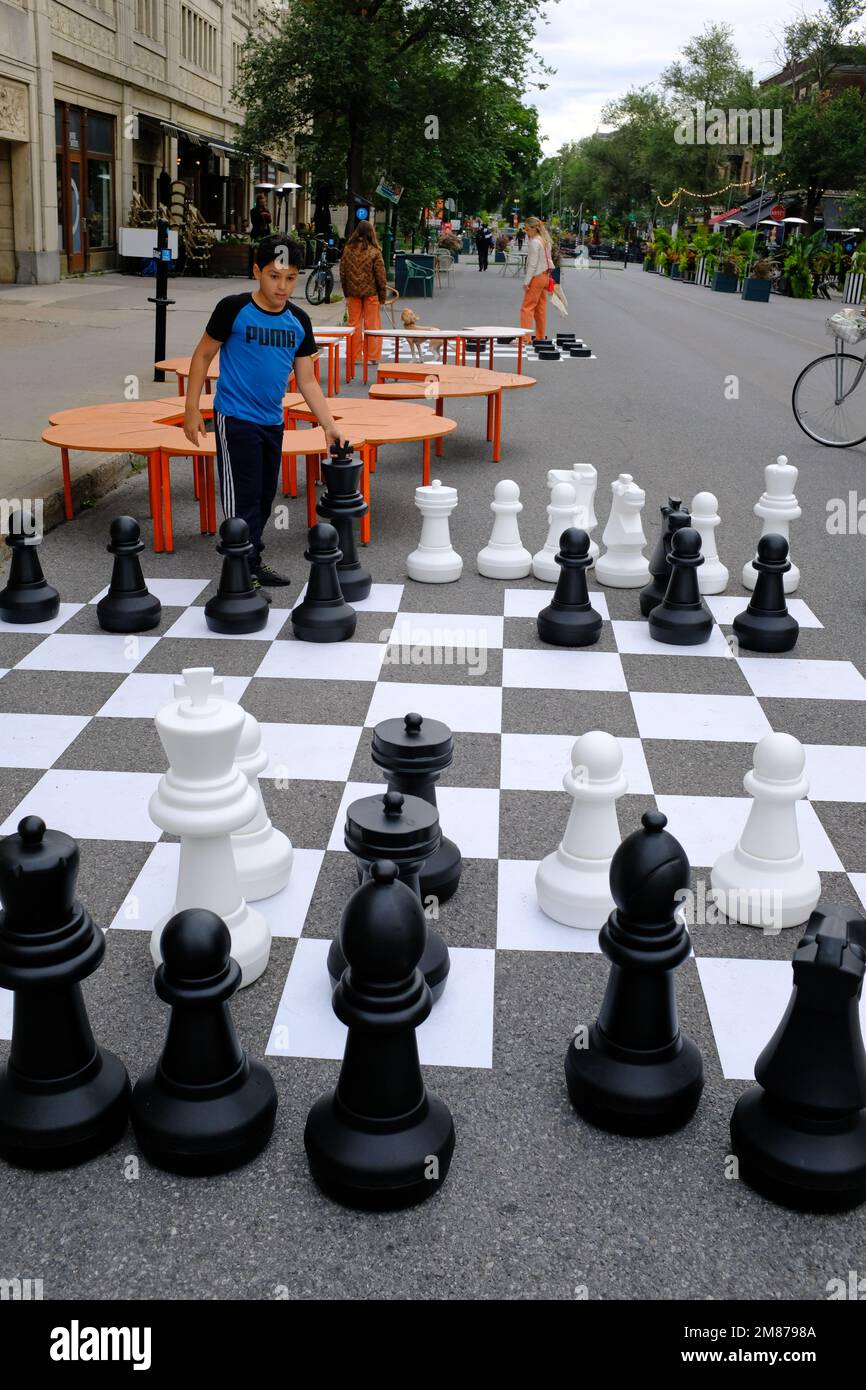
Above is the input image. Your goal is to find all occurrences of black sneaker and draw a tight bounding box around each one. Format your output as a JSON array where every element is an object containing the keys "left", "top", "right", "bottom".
[
  {"left": 250, "top": 573, "right": 272, "bottom": 603},
  {"left": 252, "top": 563, "right": 291, "bottom": 587}
]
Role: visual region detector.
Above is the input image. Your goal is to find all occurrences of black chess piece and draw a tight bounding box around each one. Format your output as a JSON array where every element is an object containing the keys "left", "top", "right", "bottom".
[
  {"left": 306, "top": 860, "right": 455, "bottom": 1209},
  {"left": 291, "top": 522, "right": 357, "bottom": 642},
  {"left": 131, "top": 908, "right": 277, "bottom": 1175},
  {"left": 732, "top": 534, "right": 799, "bottom": 654},
  {"left": 648, "top": 526, "right": 714, "bottom": 646},
  {"left": 316, "top": 441, "right": 372, "bottom": 602},
  {"left": 0, "top": 509, "right": 60, "bottom": 625},
  {"left": 565, "top": 810, "right": 704, "bottom": 1135},
  {"left": 204, "top": 517, "right": 270, "bottom": 635},
  {"left": 96, "top": 516, "right": 162, "bottom": 634},
  {"left": 0, "top": 817, "right": 130, "bottom": 1167},
  {"left": 537, "top": 528, "right": 603, "bottom": 647},
  {"left": 639, "top": 501, "right": 689, "bottom": 617},
  {"left": 327, "top": 789, "right": 450, "bottom": 1001},
  {"left": 371, "top": 712, "right": 462, "bottom": 904},
  {"left": 731, "top": 905, "right": 866, "bottom": 1211}
]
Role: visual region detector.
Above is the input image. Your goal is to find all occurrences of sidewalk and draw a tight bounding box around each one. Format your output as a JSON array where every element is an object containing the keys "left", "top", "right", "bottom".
[{"left": 0, "top": 272, "right": 348, "bottom": 529}]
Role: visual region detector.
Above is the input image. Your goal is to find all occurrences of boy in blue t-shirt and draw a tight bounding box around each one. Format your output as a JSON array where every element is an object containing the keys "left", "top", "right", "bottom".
[{"left": 183, "top": 235, "right": 344, "bottom": 591}]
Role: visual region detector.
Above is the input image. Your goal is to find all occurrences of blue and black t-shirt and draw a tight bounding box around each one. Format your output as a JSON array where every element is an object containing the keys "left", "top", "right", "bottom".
[{"left": 205, "top": 293, "right": 317, "bottom": 427}]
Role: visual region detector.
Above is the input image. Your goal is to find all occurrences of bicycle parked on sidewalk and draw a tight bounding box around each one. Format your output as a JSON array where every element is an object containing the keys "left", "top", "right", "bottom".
[
  {"left": 792, "top": 312, "right": 866, "bottom": 447},
  {"left": 305, "top": 240, "right": 335, "bottom": 305}
]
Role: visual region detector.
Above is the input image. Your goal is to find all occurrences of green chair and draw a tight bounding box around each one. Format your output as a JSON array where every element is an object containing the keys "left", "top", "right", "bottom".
[{"left": 404, "top": 258, "right": 434, "bottom": 298}]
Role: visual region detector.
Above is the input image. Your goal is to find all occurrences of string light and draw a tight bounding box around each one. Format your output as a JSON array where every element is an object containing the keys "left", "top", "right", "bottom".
[{"left": 656, "top": 174, "right": 761, "bottom": 207}]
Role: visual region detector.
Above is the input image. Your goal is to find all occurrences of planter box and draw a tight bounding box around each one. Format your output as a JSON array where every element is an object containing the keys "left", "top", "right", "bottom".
[
  {"left": 643, "top": 260, "right": 654, "bottom": 272},
  {"left": 844, "top": 271, "right": 865, "bottom": 305},
  {"left": 494, "top": 250, "right": 506, "bottom": 263},
  {"left": 742, "top": 277, "right": 771, "bottom": 302},
  {"left": 671, "top": 265, "right": 681, "bottom": 279},
  {"left": 712, "top": 271, "right": 739, "bottom": 293},
  {"left": 210, "top": 242, "right": 250, "bottom": 276}
]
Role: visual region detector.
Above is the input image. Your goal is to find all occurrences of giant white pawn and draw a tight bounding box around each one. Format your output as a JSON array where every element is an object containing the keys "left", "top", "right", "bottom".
[
  {"left": 710, "top": 732, "right": 820, "bottom": 931},
  {"left": 149, "top": 668, "right": 270, "bottom": 985},
  {"left": 548, "top": 463, "right": 599, "bottom": 561},
  {"left": 743, "top": 457, "right": 800, "bottom": 593},
  {"left": 690, "top": 491, "right": 728, "bottom": 594},
  {"left": 595, "top": 473, "right": 651, "bottom": 587},
  {"left": 477, "top": 479, "right": 532, "bottom": 578},
  {"left": 533, "top": 482, "right": 578, "bottom": 581},
  {"left": 174, "top": 670, "right": 293, "bottom": 902},
  {"left": 535, "top": 731, "right": 628, "bottom": 929},
  {"left": 406, "top": 478, "right": 462, "bottom": 583}
]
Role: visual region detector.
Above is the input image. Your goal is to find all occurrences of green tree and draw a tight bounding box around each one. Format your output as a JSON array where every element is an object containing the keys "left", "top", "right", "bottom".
[
  {"left": 776, "top": 0, "right": 866, "bottom": 89},
  {"left": 234, "top": 0, "right": 549, "bottom": 234},
  {"left": 779, "top": 86, "right": 866, "bottom": 227}
]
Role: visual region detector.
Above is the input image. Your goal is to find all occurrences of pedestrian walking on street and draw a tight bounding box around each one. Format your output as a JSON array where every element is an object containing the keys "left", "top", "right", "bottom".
[
  {"left": 516, "top": 226, "right": 525, "bottom": 251},
  {"left": 519, "top": 216, "right": 553, "bottom": 340},
  {"left": 248, "top": 191, "right": 272, "bottom": 278},
  {"left": 339, "top": 221, "right": 388, "bottom": 365},
  {"left": 476, "top": 224, "right": 490, "bottom": 272}
]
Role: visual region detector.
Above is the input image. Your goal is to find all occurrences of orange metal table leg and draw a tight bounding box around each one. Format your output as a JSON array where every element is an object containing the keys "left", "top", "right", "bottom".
[
  {"left": 363, "top": 334, "right": 369, "bottom": 385},
  {"left": 288, "top": 454, "right": 297, "bottom": 497},
  {"left": 517, "top": 337, "right": 524, "bottom": 373},
  {"left": 422, "top": 439, "right": 431, "bottom": 486},
  {"left": 178, "top": 375, "right": 185, "bottom": 397},
  {"left": 193, "top": 457, "right": 201, "bottom": 500},
  {"left": 61, "top": 448, "right": 73, "bottom": 520},
  {"left": 206, "top": 457, "right": 216, "bottom": 533},
  {"left": 147, "top": 454, "right": 163, "bottom": 549},
  {"left": 486, "top": 394, "right": 494, "bottom": 441},
  {"left": 489, "top": 339, "right": 494, "bottom": 370},
  {"left": 160, "top": 451, "right": 174, "bottom": 553},
  {"left": 196, "top": 457, "right": 208, "bottom": 532},
  {"left": 360, "top": 446, "right": 371, "bottom": 544},
  {"left": 334, "top": 343, "right": 340, "bottom": 395},
  {"left": 493, "top": 391, "right": 502, "bottom": 463},
  {"left": 306, "top": 458, "right": 318, "bottom": 528},
  {"left": 435, "top": 397, "right": 444, "bottom": 457}
]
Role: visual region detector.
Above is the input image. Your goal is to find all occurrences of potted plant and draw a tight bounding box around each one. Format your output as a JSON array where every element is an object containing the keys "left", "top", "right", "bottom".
[
  {"left": 742, "top": 255, "right": 773, "bottom": 302},
  {"left": 782, "top": 234, "right": 815, "bottom": 299},
  {"left": 843, "top": 239, "right": 866, "bottom": 305},
  {"left": 712, "top": 245, "right": 741, "bottom": 293},
  {"left": 211, "top": 233, "right": 255, "bottom": 276}
]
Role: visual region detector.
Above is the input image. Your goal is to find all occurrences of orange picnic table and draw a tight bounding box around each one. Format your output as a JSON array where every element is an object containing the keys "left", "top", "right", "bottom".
[{"left": 371, "top": 363, "right": 535, "bottom": 462}]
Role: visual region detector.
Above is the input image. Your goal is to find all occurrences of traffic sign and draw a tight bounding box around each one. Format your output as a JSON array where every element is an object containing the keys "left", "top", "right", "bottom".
[{"left": 770, "top": 204, "right": 786, "bottom": 222}]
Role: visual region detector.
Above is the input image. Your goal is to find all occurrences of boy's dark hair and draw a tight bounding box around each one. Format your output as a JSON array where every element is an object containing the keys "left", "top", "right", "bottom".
[{"left": 254, "top": 235, "right": 303, "bottom": 271}]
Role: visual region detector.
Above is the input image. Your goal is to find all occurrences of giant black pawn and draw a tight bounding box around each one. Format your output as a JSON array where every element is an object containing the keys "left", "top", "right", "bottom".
[
  {"left": 648, "top": 526, "right": 714, "bottom": 646},
  {"left": 732, "top": 534, "right": 799, "bottom": 654},
  {"left": 565, "top": 811, "right": 704, "bottom": 1135},
  {"left": 291, "top": 522, "right": 357, "bottom": 643},
  {"left": 327, "top": 789, "right": 450, "bottom": 1001},
  {"left": 639, "top": 502, "right": 690, "bottom": 617},
  {"left": 131, "top": 909, "right": 277, "bottom": 1175},
  {"left": 96, "top": 516, "right": 162, "bottom": 634},
  {"left": 0, "top": 817, "right": 130, "bottom": 1168},
  {"left": 731, "top": 905, "right": 866, "bottom": 1211},
  {"left": 204, "top": 517, "right": 270, "bottom": 635},
  {"left": 305, "top": 861, "right": 455, "bottom": 1209},
  {"left": 371, "top": 712, "right": 462, "bottom": 904},
  {"left": 537, "top": 527, "right": 603, "bottom": 647},
  {"left": 0, "top": 511, "right": 59, "bottom": 625},
  {"left": 316, "top": 442, "right": 372, "bottom": 602}
]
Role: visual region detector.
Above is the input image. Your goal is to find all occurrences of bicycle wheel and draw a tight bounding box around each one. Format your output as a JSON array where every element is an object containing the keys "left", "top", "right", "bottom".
[
  {"left": 323, "top": 270, "right": 334, "bottom": 305},
  {"left": 305, "top": 270, "right": 325, "bottom": 306},
  {"left": 792, "top": 351, "right": 866, "bottom": 447}
]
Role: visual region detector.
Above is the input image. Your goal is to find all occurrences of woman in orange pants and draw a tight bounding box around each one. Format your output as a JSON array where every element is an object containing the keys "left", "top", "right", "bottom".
[
  {"left": 519, "top": 217, "right": 553, "bottom": 340},
  {"left": 339, "top": 221, "right": 387, "bottom": 366}
]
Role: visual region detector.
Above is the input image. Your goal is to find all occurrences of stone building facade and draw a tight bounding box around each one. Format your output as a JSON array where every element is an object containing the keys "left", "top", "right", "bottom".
[{"left": 0, "top": 0, "right": 304, "bottom": 282}]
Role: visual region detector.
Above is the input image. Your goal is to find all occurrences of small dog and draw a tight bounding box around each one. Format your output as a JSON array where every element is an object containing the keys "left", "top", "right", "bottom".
[{"left": 401, "top": 307, "right": 444, "bottom": 362}]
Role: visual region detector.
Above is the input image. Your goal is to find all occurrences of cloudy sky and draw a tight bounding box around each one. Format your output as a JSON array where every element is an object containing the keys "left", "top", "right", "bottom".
[{"left": 530, "top": 0, "right": 821, "bottom": 152}]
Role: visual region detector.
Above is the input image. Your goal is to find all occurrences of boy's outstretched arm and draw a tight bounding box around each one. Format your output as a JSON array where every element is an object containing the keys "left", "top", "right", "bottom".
[
  {"left": 293, "top": 354, "right": 346, "bottom": 450},
  {"left": 183, "top": 332, "right": 221, "bottom": 445}
]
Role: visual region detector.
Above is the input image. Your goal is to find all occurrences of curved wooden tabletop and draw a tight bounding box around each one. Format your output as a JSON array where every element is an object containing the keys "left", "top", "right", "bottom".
[
  {"left": 154, "top": 356, "right": 220, "bottom": 379},
  {"left": 287, "top": 396, "right": 457, "bottom": 443},
  {"left": 375, "top": 362, "right": 535, "bottom": 389},
  {"left": 369, "top": 381, "right": 499, "bottom": 400}
]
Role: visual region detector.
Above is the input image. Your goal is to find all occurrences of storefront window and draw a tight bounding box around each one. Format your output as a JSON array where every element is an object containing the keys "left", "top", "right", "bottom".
[
  {"left": 86, "top": 114, "right": 113, "bottom": 156},
  {"left": 86, "top": 160, "right": 112, "bottom": 248}
]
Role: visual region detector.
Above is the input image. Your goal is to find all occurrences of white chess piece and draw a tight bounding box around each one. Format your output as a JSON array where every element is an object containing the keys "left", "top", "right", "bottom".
[
  {"left": 477, "top": 479, "right": 532, "bottom": 578},
  {"left": 535, "top": 731, "right": 628, "bottom": 929},
  {"left": 710, "top": 732, "right": 820, "bottom": 931},
  {"left": 743, "top": 457, "right": 800, "bottom": 593},
  {"left": 547, "top": 463, "right": 599, "bottom": 560},
  {"left": 690, "top": 491, "right": 728, "bottom": 594},
  {"left": 532, "top": 482, "right": 577, "bottom": 581},
  {"left": 173, "top": 670, "right": 293, "bottom": 902},
  {"left": 149, "top": 668, "right": 271, "bottom": 986},
  {"left": 406, "top": 478, "right": 463, "bottom": 583},
  {"left": 595, "top": 473, "right": 651, "bottom": 587}
]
